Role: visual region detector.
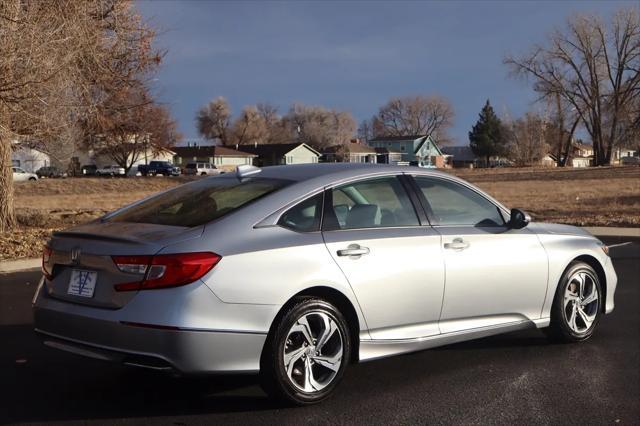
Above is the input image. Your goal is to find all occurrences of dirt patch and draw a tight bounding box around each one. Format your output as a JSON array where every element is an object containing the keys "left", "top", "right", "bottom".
[{"left": 1, "top": 168, "right": 639, "bottom": 261}]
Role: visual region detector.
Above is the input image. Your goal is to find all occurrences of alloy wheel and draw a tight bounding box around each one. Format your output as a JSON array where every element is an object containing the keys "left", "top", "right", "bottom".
[
  {"left": 563, "top": 270, "right": 599, "bottom": 334},
  {"left": 283, "top": 311, "right": 343, "bottom": 393}
]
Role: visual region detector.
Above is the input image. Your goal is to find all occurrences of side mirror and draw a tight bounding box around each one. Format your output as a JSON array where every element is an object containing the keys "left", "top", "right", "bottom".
[{"left": 509, "top": 208, "right": 531, "bottom": 229}]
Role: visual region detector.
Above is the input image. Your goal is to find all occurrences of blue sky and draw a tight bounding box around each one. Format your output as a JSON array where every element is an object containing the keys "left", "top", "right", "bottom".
[{"left": 137, "top": 0, "right": 634, "bottom": 145}]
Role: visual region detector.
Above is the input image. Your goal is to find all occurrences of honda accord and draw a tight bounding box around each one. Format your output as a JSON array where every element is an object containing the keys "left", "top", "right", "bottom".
[{"left": 33, "top": 163, "right": 617, "bottom": 404}]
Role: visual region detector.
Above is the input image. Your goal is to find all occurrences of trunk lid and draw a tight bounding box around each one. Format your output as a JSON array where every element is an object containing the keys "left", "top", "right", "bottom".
[{"left": 44, "top": 221, "right": 203, "bottom": 309}]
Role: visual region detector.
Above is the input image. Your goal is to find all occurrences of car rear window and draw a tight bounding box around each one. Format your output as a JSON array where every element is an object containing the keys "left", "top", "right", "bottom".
[{"left": 108, "top": 176, "right": 291, "bottom": 227}]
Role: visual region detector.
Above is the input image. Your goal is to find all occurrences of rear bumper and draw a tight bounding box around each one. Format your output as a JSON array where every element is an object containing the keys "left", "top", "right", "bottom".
[
  {"left": 34, "top": 307, "right": 266, "bottom": 374},
  {"left": 32, "top": 278, "right": 277, "bottom": 374}
]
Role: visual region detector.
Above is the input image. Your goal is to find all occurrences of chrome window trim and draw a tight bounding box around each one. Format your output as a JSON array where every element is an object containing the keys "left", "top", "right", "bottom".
[{"left": 254, "top": 171, "right": 406, "bottom": 229}]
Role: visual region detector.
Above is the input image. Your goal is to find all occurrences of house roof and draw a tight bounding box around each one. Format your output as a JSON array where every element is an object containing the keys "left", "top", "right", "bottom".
[
  {"left": 572, "top": 142, "right": 593, "bottom": 150},
  {"left": 441, "top": 146, "right": 477, "bottom": 162},
  {"left": 241, "top": 143, "right": 320, "bottom": 157},
  {"left": 368, "top": 135, "right": 426, "bottom": 142},
  {"left": 152, "top": 146, "right": 176, "bottom": 155},
  {"left": 171, "top": 145, "right": 256, "bottom": 158},
  {"left": 369, "top": 134, "right": 443, "bottom": 156},
  {"left": 414, "top": 135, "right": 443, "bottom": 156}
]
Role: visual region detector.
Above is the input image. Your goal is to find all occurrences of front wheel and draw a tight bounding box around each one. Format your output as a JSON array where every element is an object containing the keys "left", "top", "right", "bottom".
[
  {"left": 260, "top": 297, "right": 350, "bottom": 405},
  {"left": 546, "top": 261, "right": 602, "bottom": 342}
]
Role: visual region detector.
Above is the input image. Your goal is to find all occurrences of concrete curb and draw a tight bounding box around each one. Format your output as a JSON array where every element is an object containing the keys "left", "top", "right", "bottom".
[
  {"left": 0, "top": 258, "right": 40, "bottom": 274},
  {"left": 0, "top": 227, "right": 638, "bottom": 274},
  {"left": 584, "top": 227, "right": 640, "bottom": 238}
]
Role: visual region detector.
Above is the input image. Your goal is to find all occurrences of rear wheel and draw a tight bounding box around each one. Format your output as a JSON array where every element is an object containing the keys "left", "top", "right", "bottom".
[
  {"left": 546, "top": 261, "right": 602, "bottom": 342},
  {"left": 200, "top": 172, "right": 207, "bottom": 176},
  {"left": 260, "top": 297, "right": 350, "bottom": 405}
]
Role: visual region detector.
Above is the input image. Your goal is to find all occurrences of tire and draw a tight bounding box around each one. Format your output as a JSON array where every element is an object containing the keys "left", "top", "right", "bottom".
[
  {"left": 29, "top": 177, "right": 36, "bottom": 181},
  {"left": 545, "top": 261, "right": 602, "bottom": 343},
  {"left": 260, "top": 297, "right": 351, "bottom": 405},
  {"left": 200, "top": 172, "right": 207, "bottom": 176}
]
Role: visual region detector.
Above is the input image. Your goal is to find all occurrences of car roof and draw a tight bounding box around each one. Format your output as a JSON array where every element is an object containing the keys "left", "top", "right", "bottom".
[{"left": 255, "top": 163, "right": 450, "bottom": 182}]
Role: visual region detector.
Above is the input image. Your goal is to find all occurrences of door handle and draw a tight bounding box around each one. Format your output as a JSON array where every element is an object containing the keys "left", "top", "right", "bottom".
[
  {"left": 337, "top": 244, "right": 370, "bottom": 257},
  {"left": 444, "top": 238, "right": 470, "bottom": 251}
]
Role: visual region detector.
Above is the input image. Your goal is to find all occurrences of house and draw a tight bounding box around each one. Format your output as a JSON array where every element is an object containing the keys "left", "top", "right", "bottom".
[
  {"left": 172, "top": 145, "right": 256, "bottom": 169},
  {"left": 613, "top": 147, "right": 638, "bottom": 164},
  {"left": 568, "top": 142, "right": 594, "bottom": 168},
  {"left": 367, "top": 135, "right": 446, "bottom": 168},
  {"left": 241, "top": 143, "right": 320, "bottom": 166},
  {"left": 572, "top": 142, "right": 594, "bottom": 157},
  {"left": 571, "top": 156, "right": 593, "bottom": 168},
  {"left": 373, "top": 147, "right": 403, "bottom": 165},
  {"left": 11, "top": 143, "right": 51, "bottom": 173},
  {"left": 540, "top": 153, "right": 558, "bottom": 167},
  {"left": 441, "top": 146, "right": 478, "bottom": 168},
  {"left": 323, "top": 141, "right": 377, "bottom": 163}
]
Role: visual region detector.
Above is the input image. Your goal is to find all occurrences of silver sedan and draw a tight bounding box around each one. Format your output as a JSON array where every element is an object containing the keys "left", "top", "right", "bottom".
[{"left": 33, "top": 163, "right": 617, "bottom": 404}]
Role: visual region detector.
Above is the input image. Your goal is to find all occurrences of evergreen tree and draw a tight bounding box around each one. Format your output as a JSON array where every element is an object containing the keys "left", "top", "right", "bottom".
[{"left": 469, "top": 100, "right": 507, "bottom": 166}]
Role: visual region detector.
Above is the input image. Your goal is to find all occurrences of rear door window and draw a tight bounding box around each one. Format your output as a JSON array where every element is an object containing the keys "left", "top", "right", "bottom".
[
  {"left": 109, "top": 177, "right": 291, "bottom": 227},
  {"left": 323, "top": 176, "right": 419, "bottom": 230},
  {"left": 278, "top": 193, "right": 323, "bottom": 232}
]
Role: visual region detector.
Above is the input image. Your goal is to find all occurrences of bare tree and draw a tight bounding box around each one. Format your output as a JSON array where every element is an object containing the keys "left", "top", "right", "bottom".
[
  {"left": 542, "top": 93, "right": 581, "bottom": 167},
  {"left": 357, "top": 119, "right": 373, "bottom": 142},
  {"left": 0, "top": 0, "right": 161, "bottom": 232},
  {"left": 230, "top": 106, "right": 269, "bottom": 146},
  {"left": 196, "top": 97, "right": 231, "bottom": 145},
  {"left": 85, "top": 86, "right": 179, "bottom": 174},
  {"left": 505, "top": 8, "right": 640, "bottom": 165},
  {"left": 256, "top": 102, "right": 292, "bottom": 144},
  {"left": 504, "top": 112, "right": 550, "bottom": 166},
  {"left": 283, "top": 104, "right": 356, "bottom": 150},
  {"left": 373, "top": 95, "right": 455, "bottom": 145}
]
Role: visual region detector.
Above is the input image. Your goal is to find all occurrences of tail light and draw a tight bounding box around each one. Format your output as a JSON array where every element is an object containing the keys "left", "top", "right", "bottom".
[
  {"left": 42, "top": 246, "right": 53, "bottom": 280},
  {"left": 112, "top": 252, "right": 221, "bottom": 292}
]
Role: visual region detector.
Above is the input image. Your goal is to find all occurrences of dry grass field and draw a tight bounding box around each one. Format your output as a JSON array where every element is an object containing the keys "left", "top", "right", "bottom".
[
  {"left": 452, "top": 166, "right": 640, "bottom": 228},
  {"left": 1, "top": 167, "right": 638, "bottom": 260}
]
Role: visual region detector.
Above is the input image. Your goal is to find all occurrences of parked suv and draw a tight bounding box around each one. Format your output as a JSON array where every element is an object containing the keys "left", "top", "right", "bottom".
[
  {"left": 184, "top": 162, "right": 221, "bottom": 176},
  {"left": 138, "top": 161, "right": 181, "bottom": 176},
  {"left": 620, "top": 156, "right": 640, "bottom": 166},
  {"left": 81, "top": 165, "right": 97, "bottom": 176},
  {"left": 36, "top": 166, "right": 65, "bottom": 178},
  {"left": 96, "top": 165, "right": 126, "bottom": 176}
]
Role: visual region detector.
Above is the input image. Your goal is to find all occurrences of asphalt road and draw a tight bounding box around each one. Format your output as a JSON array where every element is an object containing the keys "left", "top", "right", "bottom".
[{"left": 1, "top": 237, "right": 638, "bottom": 425}]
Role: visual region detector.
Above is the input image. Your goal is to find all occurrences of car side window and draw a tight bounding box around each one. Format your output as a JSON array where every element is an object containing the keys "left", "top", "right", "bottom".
[
  {"left": 324, "top": 176, "right": 419, "bottom": 230},
  {"left": 278, "top": 193, "right": 323, "bottom": 232},
  {"left": 414, "top": 177, "right": 505, "bottom": 227}
]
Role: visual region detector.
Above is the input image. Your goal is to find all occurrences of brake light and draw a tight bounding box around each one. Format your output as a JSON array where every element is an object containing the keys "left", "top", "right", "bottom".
[
  {"left": 113, "top": 252, "right": 221, "bottom": 291},
  {"left": 42, "top": 246, "right": 53, "bottom": 280}
]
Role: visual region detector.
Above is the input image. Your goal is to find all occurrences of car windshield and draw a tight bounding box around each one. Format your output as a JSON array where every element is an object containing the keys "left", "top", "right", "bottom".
[{"left": 108, "top": 176, "right": 292, "bottom": 227}]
